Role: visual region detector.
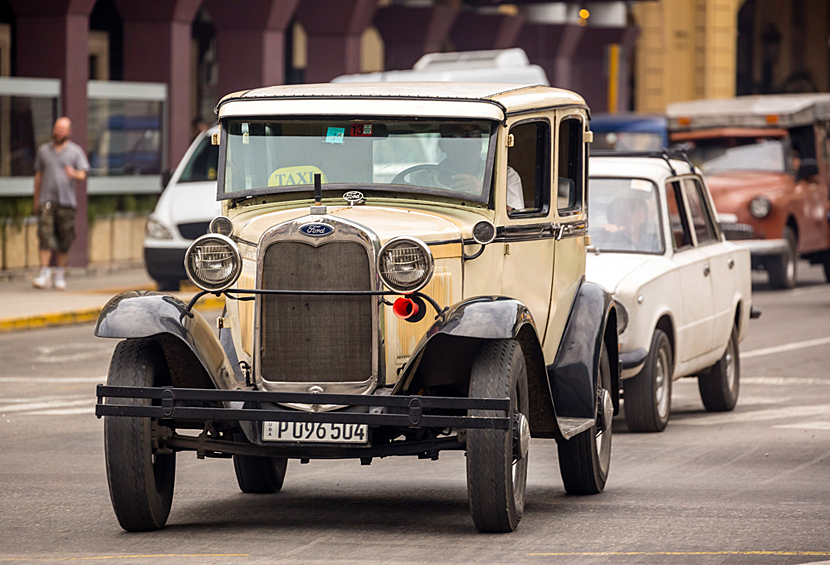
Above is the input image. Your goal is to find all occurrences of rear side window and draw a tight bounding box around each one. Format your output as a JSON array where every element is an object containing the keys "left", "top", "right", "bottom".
[
  {"left": 557, "top": 117, "right": 584, "bottom": 214},
  {"left": 179, "top": 137, "right": 220, "bottom": 183},
  {"left": 665, "top": 180, "right": 693, "bottom": 250},
  {"left": 682, "top": 178, "right": 718, "bottom": 245}
]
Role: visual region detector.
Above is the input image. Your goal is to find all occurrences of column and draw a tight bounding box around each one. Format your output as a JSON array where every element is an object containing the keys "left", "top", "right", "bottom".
[
  {"left": 115, "top": 0, "right": 202, "bottom": 170},
  {"left": 206, "top": 0, "right": 300, "bottom": 98},
  {"left": 297, "top": 0, "right": 378, "bottom": 83},
  {"left": 515, "top": 23, "right": 584, "bottom": 90},
  {"left": 374, "top": 4, "right": 458, "bottom": 71},
  {"left": 571, "top": 27, "right": 629, "bottom": 113},
  {"left": 11, "top": 0, "right": 97, "bottom": 266},
  {"left": 450, "top": 11, "right": 525, "bottom": 52}
]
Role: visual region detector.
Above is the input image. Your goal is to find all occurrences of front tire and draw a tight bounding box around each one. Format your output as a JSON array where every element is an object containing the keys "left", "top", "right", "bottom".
[
  {"left": 698, "top": 326, "right": 740, "bottom": 412},
  {"left": 557, "top": 341, "right": 612, "bottom": 494},
  {"left": 104, "top": 340, "right": 176, "bottom": 531},
  {"left": 624, "top": 330, "right": 673, "bottom": 432},
  {"left": 233, "top": 438, "right": 288, "bottom": 494},
  {"left": 767, "top": 226, "right": 797, "bottom": 289},
  {"left": 466, "top": 339, "right": 529, "bottom": 533}
]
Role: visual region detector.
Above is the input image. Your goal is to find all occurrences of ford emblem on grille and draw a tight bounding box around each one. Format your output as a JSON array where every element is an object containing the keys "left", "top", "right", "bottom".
[{"left": 299, "top": 223, "right": 334, "bottom": 237}]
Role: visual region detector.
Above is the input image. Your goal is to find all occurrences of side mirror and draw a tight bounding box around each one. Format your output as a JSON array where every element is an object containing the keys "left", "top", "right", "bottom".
[
  {"left": 797, "top": 159, "right": 818, "bottom": 181},
  {"left": 160, "top": 169, "right": 174, "bottom": 190}
]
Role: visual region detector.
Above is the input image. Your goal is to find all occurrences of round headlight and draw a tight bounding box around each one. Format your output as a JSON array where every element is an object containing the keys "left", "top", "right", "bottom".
[
  {"left": 209, "top": 216, "right": 233, "bottom": 236},
  {"left": 377, "top": 237, "right": 434, "bottom": 293},
  {"left": 615, "top": 301, "right": 629, "bottom": 335},
  {"left": 472, "top": 220, "right": 497, "bottom": 245},
  {"left": 749, "top": 196, "right": 771, "bottom": 219},
  {"left": 184, "top": 234, "right": 241, "bottom": 292}
]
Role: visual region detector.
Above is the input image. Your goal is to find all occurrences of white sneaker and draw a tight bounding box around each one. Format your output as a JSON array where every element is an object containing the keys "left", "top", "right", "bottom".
[
  {"left": 33, "top": 269, "right": 52, "bottom": 289},
  {"left": 54, "top": 273, "right": 66, "bottom": 291}
]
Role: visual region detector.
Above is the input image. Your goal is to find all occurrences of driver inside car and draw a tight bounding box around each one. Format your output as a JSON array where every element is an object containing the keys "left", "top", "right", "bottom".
[{"left": 603, "top": 196, "right": 658, "bottom": 251}]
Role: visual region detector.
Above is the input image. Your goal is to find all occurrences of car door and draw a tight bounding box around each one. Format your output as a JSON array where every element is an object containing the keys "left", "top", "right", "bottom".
[
  {"left": 683, "top": 176, "right": 735, "bottom": 347},
  {"left": 666, "top": 178, "right": 716, "bottom": 362},
  {"left": 501, "top": 116, "right": 556, "bottom": 335}
]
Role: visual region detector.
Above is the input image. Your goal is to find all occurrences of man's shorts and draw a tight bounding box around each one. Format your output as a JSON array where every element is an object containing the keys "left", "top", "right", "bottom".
[{"left": 38, "top": 203, "right": 76, "bottom": 253}]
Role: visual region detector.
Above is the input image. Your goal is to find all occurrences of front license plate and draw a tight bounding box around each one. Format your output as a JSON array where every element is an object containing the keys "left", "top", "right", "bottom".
[{"left": 262, "top": 421, "right": 368, "bottom": 444}]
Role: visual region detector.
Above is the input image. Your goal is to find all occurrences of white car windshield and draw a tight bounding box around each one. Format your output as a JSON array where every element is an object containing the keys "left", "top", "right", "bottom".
[
  {"left": 681, "top": 138, "right": 786, "bottom": 174},
  {"left": 222, "top": 119, "right": 495, "bottom": 203},
  {"left": 588, "top": 178, "right": 664, "bottom": 254}
]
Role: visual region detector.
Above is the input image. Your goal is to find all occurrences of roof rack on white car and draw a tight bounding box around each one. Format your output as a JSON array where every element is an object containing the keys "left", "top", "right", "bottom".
[{"left": 590, "top": 149, "right": 696, "bottom": 176}]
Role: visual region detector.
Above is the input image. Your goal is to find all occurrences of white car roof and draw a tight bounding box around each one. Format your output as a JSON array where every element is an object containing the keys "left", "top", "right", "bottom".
[{"left": 589, "top": 156, "right": 698, "bottom": 183}]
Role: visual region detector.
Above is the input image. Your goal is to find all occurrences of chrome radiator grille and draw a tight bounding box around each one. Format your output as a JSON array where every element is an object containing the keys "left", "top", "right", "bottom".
[{"left": 259, "top": 241, "right": 373, "bottom": 383}]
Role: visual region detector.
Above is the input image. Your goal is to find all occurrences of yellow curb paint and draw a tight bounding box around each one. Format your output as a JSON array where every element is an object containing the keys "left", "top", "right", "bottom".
[
  {"left": 0, "top": 296, "right": 224, "bottom": 333},
  {"left": 527, "top": 551, "right": 830, "bottom": 557},
  {"left": 0, "top": 554, "right": 250, "bottom": 562}
]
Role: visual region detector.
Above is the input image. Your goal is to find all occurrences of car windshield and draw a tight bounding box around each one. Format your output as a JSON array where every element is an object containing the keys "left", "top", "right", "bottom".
[
  {"left": 179, "top": 135, "right": 220, "bottom": 182},
  {"left": 221, "top": 119, "right": 495, "bottom": 202},
  {"left": 679, "top": 137, "right": 786, "bottom": 174},
  {"left": 592, "top": 131, "right": 664, "bottom": 151},
  {"left": 588, "top": 177, "right": 664, "bottom": 254}
]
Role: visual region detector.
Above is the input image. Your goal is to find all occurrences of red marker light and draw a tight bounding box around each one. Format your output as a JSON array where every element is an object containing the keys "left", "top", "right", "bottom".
[{"left": 392, "top": 297, "right": 419, "bottom": 320}]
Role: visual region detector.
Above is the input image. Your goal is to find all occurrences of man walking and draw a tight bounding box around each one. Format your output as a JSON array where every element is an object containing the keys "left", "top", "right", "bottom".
[{"left": 32, "top": 117, "right": 89, "bottom": 290}]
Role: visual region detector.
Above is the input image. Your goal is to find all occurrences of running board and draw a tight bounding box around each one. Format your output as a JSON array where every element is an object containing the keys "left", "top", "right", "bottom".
[{"left": 557, "top": 417, "right": 594, "bottom": 439}]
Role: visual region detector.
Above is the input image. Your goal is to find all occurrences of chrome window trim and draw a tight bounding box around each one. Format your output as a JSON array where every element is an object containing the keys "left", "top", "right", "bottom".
[{"left": 253, "top": 214, "right": 383, "bottom": 411}]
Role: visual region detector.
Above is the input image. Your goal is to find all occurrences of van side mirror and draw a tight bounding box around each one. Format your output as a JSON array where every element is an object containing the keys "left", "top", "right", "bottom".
[
  {"left": 161, "top": 169, "right": 174, "bottom": 190},
  {"left": 797, "top": 159, "right": 818, "bottom": 180}
]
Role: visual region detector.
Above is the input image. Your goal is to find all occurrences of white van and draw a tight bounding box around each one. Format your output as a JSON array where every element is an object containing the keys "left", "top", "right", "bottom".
[
  {"left": 332, "top": 48, "right": 549, "bottom": 85},
  {"left": 144, "top": 126, "right": 221, "bottom": 290}
]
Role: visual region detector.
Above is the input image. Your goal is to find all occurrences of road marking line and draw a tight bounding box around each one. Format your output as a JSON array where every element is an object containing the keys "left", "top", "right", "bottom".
[
  {"left": 23, "top": 407, "right": 94, "bottom": 416},
  {"left": 0, "top": 555, "right": 250, "bottom": 562},
  {"left": 527, "top": 551, "right": 830, "bottom": 557},
  {"left": 741, "top": 336, "right": 830, "bottom": 359},
  {"left": 774, "top": 421, "right": 830, "bottom": 431},
  {"left": 744, "top": 376, "right": 830, "bottom": 386},
  {"left": 0, "top": 399, "right": 93, "bottom": 413},
  {"left": 1, "top": 394, "right": 89, "bottom": 403},
  {"left": 0, "top": 377, "right": 105, "bottom": 383},
  {"left": 672, "top": 404, "right": 830, "bottom": 426}
]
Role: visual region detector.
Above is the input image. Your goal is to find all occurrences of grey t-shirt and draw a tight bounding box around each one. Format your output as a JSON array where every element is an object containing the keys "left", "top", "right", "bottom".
[{"left": 34, "top": 141, "right": 90, "bottom": 209}]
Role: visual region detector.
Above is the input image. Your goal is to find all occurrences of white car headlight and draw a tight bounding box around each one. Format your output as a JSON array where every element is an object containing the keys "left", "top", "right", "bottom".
[
  {"left": 184, "top": 234, "right": 242, "bottom": 292},
  {"left": 749, "top": 196, "right": 771, "bottom": 219},
  {"left": 146, "top": 217, "right": 174, "bottom": 240},
  {"left": 615, "top": 301, "right": 629, "bottom": 335},
  {"left": 377, "top": 237, "right": 434, "bottom": 293}
]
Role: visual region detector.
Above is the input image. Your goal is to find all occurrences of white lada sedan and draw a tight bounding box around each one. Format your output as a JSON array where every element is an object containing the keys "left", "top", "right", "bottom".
[{"left": 587, "top": 151, "right": 754, "bottom": 432}]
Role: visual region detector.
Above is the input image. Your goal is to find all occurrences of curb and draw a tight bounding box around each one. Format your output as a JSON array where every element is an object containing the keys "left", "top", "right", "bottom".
[{"left": 0, "top": 295, "right": 226, "bottom": 334}]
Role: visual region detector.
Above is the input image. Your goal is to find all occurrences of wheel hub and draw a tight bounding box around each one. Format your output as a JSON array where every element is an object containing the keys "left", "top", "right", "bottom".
[
  {"left": 513, "top": 413, "right": 530, "bottom": 461},
  {"left": 597, "top": 389, "right": 614, "bottom": 432}
]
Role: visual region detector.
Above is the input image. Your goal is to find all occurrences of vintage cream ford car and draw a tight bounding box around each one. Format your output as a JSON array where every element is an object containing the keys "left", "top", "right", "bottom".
[{"left": 95, "top": 83, "right": 620, "bottom": 533}]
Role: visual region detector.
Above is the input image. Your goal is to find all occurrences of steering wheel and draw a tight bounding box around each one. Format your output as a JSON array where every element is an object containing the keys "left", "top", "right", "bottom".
[{"left": 392, "top": 164, "right": 459, "bottom": 186}]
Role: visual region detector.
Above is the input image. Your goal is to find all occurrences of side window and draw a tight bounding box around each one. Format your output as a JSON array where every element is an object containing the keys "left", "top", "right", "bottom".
[
  {"left": 681, "top": 178, "right": 718, "bottom": 245},
  {"left": 507, "top": 120, "right": 550, "bottom": 217},
  {"left": 557, "top": 117, "right": 584, "bottom": 214},
  {"left": 664, "top": 180, "right": 693, "bottom": 250}
]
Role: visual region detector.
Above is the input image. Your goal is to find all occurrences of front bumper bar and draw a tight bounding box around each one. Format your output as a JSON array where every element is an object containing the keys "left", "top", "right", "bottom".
[{"left": 95, "top": 385, "right": 511, "bottom": 430}]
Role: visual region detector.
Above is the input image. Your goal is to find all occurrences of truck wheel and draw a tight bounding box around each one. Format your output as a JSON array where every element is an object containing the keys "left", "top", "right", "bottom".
[
  {"left": 698, "top": 326, "right": 740, "bottom": 412},
  {"left": 767, "top": 226, "right": 797, "bottom": 289},
  {"left": 624, "top": 330, "right": 672, "bottom": 432},
  {"left": 466, "top": 339, "right": 529, "bottom": 533},
  {"left": 233, "top": 441, "right": 288, "bottom": 494},
  {"left": 557, "top": 341, "right": 613, "bottom": 494},
  {"left": 104, "top": 339, "right": 175, "bottom": 531}
]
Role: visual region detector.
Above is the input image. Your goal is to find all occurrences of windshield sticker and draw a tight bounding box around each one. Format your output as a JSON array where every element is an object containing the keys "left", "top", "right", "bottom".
[
  {"left": 325, "top": 127, "right": 345, "bottom": 144},
  {"left": 268, "top": 165, "right": 327, "bottom": 187},
  {"left": 630, "top": 179, "right": 653, "bottom": 191},
  {"left": 350, "top": 124, "right": 373, "bottom": 137}
]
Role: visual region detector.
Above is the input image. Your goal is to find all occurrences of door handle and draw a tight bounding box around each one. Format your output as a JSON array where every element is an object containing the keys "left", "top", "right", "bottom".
[
  {"left": 727, "top": 258, "right": 735, "bottom": 269},
  {"left": 703, "top": 265, "right": 711, "bottom": 277}
]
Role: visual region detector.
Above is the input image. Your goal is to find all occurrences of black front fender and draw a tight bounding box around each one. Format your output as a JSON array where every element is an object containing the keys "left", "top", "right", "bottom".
[
  {"left": 95, "top": 291, "right": 238, "bottom": 390},
  {"left": 547, "top": 281, "right": 620, "bottom": 430}
]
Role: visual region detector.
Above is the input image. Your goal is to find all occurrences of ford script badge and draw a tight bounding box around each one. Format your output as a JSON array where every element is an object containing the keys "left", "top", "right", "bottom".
[{"left": 299, "top": 223, "right": 334, "bottom": 237}]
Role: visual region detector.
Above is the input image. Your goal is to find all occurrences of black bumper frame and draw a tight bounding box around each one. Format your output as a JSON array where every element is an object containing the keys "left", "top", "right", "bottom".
[{"left": 95, "top": 385, "right": 511, "bottom": 430}]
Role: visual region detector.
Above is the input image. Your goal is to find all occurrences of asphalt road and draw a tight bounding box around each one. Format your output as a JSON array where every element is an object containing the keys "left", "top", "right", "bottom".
[{"left": 1, "top": 265, "right": 829, "bottom": 565}]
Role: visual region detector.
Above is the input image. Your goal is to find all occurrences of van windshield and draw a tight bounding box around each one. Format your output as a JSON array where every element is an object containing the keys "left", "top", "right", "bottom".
[
  {"left": 221, "top": 119, "right": 495, "bottom": 203},
  {"left": 179, "top": 135, "right": 220, "bottom": 182}
]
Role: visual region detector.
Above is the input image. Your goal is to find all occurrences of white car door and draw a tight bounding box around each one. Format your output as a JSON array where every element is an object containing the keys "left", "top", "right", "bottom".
[
  {"left": 683, "top": 176, "right": 736, "bottom": 347},
  {"left": 665, "top": 179, "right": 716, "bottom": 362}
]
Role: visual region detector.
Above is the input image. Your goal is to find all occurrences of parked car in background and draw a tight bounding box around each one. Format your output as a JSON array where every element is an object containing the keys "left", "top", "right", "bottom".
[
  {"left": 587, "top": 151, "right": 752, "bottom": 432},
  {"left": 668, "top": 94, "right": 830, "bottom": 288},
  {"left": 143, "top": 125, "right": 220, "bottom": 290},
  {"left": 95, "top": 82, "right": 621, "bottom": 533},
  {"left": 590, "top": 113, "right": 668, "bottom": 151}
]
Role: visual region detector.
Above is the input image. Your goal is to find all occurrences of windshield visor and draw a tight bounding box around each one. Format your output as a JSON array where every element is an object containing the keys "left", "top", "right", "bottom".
[
  {"left": 588, "top": 178, "right": 664, "bottom": 254},
  {"left": 221, "top": 119, "right": 495, "bottom": 202}
]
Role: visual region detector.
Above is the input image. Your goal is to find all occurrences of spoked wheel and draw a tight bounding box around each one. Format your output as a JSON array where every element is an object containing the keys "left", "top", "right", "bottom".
[
  {"left": 767, "top": 226, "right": 797, "bottom": 289},
  {"left": 624, "top": 329, "right": 673, "bottom": 432},
  {"left": 233, "top": 434, "right": 288, "bottom": 493},
  {"left": 104, "top": 339, "right": 176, "bottom": 531},
  {"left": 557, "top": 341, "right": 613, "bottom": 494},
  {"left": 466, "top": 339, "right": 529, "bottom": 533},
  {"left": 698, "top": 326, "right": 740, "bottom": 412}
]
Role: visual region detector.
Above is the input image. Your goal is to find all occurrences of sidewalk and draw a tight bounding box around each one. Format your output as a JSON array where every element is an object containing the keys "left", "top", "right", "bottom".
[{"left": 0, "top": 268, "right": 223, "bottom": 332}]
